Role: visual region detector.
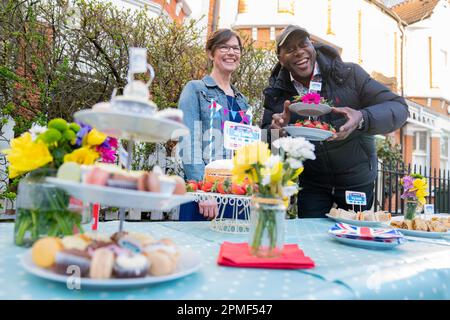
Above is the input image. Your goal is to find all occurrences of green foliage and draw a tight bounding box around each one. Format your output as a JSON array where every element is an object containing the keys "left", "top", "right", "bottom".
[{"left": 376, "top": 136, "right": 404, "bottom": 165}]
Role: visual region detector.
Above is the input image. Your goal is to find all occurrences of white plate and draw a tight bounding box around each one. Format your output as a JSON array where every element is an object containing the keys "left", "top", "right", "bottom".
[
  {"left": 21, "top": 248, "right": 202, "bottom": 289},
  {"left": 288, "top": 102, "right": 332, "bottom": 117},
  {"left": 325, "top": 214, "right": 390, "bottom": 227},
  {"left": 284, "top": 126, "right": 333, "bottom": 141},
  {"left": 390, "top": 216, "right": 450, "bottom": 239},
  {"left": 74, "top": 109, "right": 189, "bottom": 143},
  {"left": 46, "top": 177, "right": 194, "bottom": 211},
  {"left": 328, "top": 233, "right": 403, "bottom": 250}
]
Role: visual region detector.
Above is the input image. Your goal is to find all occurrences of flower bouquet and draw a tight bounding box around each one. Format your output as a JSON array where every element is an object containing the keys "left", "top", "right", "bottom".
[
  {"left": 232, "top": 138, "right": 315, "bottom": 257},
  {"left": 2, "top": 119, "right": 117, "bottom": 246},
  {"left": 400, "top": 173, "right": 429, "bottom": 220}
]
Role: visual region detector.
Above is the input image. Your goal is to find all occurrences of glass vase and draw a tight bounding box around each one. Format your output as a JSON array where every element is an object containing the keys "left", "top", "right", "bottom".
[
  {"left": 248, "top": 196, "right": 286, "bottom": 258},
  {"left": 404, "top": 200, "right": 419, "bottom": 221},
  {"left": 14, "top": 169, "right": 83, "bottom": 247}
]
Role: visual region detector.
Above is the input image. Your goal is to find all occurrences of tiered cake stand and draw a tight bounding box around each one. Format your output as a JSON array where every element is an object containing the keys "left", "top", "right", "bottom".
[
  {"left": 285, "top": 102, "right": 333, "bottom": 141},
  {"left": 189, "top": 192, "right": 252, "bottom": 234},
  {"left": 46, "top": 74, "right": 193, "bottom": 232}
]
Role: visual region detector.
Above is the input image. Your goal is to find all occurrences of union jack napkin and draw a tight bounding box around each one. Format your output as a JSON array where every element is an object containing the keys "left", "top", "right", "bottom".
[{"left": 329, "top": 223, "right": 404, "bottom": 243}]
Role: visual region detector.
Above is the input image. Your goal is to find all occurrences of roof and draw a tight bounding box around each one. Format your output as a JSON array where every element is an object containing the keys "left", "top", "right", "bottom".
[{"left": 391, "top": 0, "right": 441, "bottom": 24}]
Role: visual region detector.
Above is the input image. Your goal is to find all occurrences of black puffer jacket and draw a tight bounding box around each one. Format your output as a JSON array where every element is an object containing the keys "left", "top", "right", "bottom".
[{"left": 261, "top": 43, "right": 409, "bottom": 191}]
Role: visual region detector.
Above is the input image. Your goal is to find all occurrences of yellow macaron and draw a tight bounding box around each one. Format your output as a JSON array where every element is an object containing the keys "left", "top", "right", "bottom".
[{"left": 31, "top": 237, "right": 63, "bottom": 268}]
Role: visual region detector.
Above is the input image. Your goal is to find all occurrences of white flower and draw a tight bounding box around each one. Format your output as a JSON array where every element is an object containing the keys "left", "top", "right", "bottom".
[
  {"left": 273, "top": 137, "right": 316, "bottom": 160},
  {"left": 265, "top": 155, "right": 281, "bottom": 169},
  {"left": 282, "top": 185, "right": 299, "bottom": 197},
  {"left": 286, "top": 157, "right": 303, "bottom": 169},
  {"left": 29, "top": 123, "right": 47, "bottom": 140},
  {"left": 261, "top": 174, "right": 271, "bottom": 186}
]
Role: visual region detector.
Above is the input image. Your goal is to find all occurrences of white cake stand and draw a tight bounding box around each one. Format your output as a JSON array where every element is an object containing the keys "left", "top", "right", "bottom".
[{"left": 189, "top": 192, "right": 252, "bottom": 234}]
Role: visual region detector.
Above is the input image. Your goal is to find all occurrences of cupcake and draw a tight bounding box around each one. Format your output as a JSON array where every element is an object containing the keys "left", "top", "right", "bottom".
[
  {"left": 111, "top": 231, "right": 129, "bottom": 243},
  {"left": 113, "top": 254, "right": 149, "bottom": 278},
  {"left": 32, "top": 237, "right": 63, "bottom": 268},
  {"left": 54, "top": 249, "right": 91, "bottom": 277},
  {"left": 89, "top": 248, "right": 115, "bottom": 279}
]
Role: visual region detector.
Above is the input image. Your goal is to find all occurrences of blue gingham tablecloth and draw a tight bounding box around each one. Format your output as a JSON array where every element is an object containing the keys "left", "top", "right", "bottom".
[{"left": 0, "top": 218, "right": 449, "bottom": 300}]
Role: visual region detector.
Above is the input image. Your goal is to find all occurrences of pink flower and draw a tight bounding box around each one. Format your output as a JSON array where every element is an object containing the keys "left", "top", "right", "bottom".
[
  {"left": 301, "top": 93, "right": 322, "bottom": 104},
  {"left": 96, "top": 146, "right": 116, "bottom": 163}
]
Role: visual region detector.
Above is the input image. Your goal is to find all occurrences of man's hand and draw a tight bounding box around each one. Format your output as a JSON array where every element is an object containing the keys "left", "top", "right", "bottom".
[
  {"left": 327, "top": 107, "right": 363, "bottom": 141},
  {"left": 270, "top": 100, "right": 292, "bottom": 137}
]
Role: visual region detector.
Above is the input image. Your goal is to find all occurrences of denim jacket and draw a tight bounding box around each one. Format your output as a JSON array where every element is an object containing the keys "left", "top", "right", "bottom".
[{"left": 178, "top": 75, "right": 250, "bottom": 181}]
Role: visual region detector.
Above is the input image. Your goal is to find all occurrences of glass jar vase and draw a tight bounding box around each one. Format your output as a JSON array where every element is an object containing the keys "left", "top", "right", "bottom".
[
  {"left": 404, "top": 200, "right": 419, "bottom": 220},
  {"left": 248, "top": 196, "right": 286, "bottom": 258},
  {"left": 14, "top": 170, "right": 84, "bottom": 247}
]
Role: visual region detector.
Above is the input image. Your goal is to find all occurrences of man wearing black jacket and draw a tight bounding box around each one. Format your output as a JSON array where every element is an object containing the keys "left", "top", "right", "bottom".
[{"left": 261, "top": 25, "right": 409, "bottom": 218}]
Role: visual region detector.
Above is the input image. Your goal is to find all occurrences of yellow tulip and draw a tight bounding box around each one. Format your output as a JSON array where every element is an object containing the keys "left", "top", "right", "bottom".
[
  {"left": 64, "top": 147, "right": 99, "bottom": 165},
  {"left": 2, "top": 133, "right": 53, "bottom": 178},
  {"left": 233, "top": 141, "right": 270, "bottom": 168},
  {"left": 270, "top": 161, "right": 283, "bottom": 184},
  {"left": 86, "top": 129, "right": 107, "bottom": 146}
]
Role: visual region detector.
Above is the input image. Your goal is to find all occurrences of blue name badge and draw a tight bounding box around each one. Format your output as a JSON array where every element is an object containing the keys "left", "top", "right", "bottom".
[
  {"left": 223, "top": 121, "right": 261, "bottom": 150},
  {"left": 345, "top": 191, "right": 367, "bottom": 206},
  {"left": 424, "top": 204, "right": 434, "bottom": 215}
]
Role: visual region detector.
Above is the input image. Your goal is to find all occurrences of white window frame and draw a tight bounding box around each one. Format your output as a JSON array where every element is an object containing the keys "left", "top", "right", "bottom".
[
  {"left": 252, "top": 27, "right": 258, "bottom": 40},
  {"left": 440, "top": 134, "right": 449, "bottom": 170},
  {"left": 270, "top": 27, "right": 276, "bottom": 41},
  {"left": 412, "top": 130, "right": 430, "bottom": 171},
  {"left": 175, "top": 2, "right": 182, "bottom": 16}
]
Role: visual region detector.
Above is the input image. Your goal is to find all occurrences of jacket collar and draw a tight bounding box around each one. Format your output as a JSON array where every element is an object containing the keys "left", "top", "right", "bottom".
[{"left": 202, "top": 75, "right": 245, "bottom": 99}]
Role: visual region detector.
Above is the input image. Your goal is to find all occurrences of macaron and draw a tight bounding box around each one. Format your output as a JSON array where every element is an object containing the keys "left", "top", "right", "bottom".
[
  {"left": 147, "top": 171, "right": 161, "bottom": 192},
  {"left": 32, "top": 237, "right": 63, "bottom": 268},
  {"left": 171, "top": 176, "right": 186, "bottom": 195},
  {"left": 85, "top": 167, "right": 110, "bottom": 186},
  {"left": 61, "top": 235, "right": 90, "bottom": 251},
  {"left": 145, "top": 251, "right": 176, "bottom": 276}
]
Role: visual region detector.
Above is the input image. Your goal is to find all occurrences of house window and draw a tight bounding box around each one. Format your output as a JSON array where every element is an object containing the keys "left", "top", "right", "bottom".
[
  {"left": 252, "top": 27, "right": 258, "bottom": 41},
  {"left": 270, "top": 27, "right": 275, "bottom": 41},
  {"left": 238, "top": 0, "right": 248, "bottom": 14},
  {"left": 412, "top": 131, "right": 429, "bottom": 171},
  {"left": 278, "top": 0, "right": 294, "bottom": 15},
  {"left": 441, "top": 135, "right": 449, "bottom": 170},
  {"left": 175, "top": 2, "right": 182, "bottom": 16}
]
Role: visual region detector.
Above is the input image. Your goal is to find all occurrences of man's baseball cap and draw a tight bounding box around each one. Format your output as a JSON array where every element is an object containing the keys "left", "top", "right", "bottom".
[{"left": 276, "top": 25, "right": 310, "bottom": 53}]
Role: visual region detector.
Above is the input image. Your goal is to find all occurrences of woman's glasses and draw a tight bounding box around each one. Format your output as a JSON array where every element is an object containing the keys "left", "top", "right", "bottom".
[{"left": 217, "top": 44, "right": 241, "bottom": 54}]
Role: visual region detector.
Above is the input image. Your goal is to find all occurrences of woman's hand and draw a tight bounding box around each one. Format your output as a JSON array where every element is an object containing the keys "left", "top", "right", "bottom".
[{"left": 198, "top": 199, "right": 218, "bottom": 219}]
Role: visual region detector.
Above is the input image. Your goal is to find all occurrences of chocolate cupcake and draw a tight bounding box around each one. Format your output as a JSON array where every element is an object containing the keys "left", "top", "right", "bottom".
[
  {"left": 54, "top": 249, "right": 91, "bottom": 277},
  {"left": 113, "top": 254, "right": 149, "bottom": 278}
]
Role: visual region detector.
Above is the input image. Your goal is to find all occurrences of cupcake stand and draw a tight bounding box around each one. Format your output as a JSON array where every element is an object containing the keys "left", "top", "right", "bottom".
[{"left": 46, "top": 57, "right": 194, "bottom": 233}]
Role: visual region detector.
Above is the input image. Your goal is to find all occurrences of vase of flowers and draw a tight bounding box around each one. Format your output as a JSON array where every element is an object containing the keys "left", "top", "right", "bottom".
[
  {"left": 232, "top": 138, "right": 315, "bottom": 258},
  {"left": 400, "top": 174, "right": 428, "bottom": 221},
  {"left": 2, "top": 118, "right": 117, "bottom": 246}
]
